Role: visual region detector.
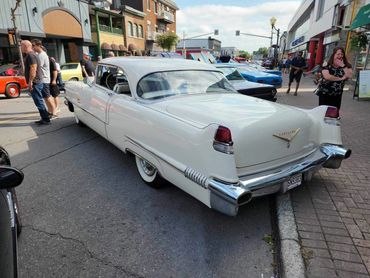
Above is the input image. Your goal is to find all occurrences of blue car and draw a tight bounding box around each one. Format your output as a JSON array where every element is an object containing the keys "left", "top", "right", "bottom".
[
  {"left": 247, "top": 62, "right": 282, "bottom": 76},
  {"left": 232, "top": 64, "right": 282, "bottom": 88}
]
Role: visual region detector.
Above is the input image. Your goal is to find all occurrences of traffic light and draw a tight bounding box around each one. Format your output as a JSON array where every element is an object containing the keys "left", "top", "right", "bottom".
[
  {"left": 214, "top": 29, "right": 219, "bottom": 36},
  {"left": 236, "top": 30, "right": 240, "bottom": 36}
]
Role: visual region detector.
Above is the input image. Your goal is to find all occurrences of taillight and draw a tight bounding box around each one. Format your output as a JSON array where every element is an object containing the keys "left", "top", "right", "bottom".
[
  {"left": 324, "top": 106, "right": 340, "bottom": 125},
  {"left": 213, "top": 126, "right": 234, "bottom": 154},
  {"left": 325, "top": 107, "right": 339, "bottom": 118}
]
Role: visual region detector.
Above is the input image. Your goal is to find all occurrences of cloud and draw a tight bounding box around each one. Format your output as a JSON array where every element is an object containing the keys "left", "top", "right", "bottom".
[{"left": 176, "top": 1, "right": 301, "bottom": 53}]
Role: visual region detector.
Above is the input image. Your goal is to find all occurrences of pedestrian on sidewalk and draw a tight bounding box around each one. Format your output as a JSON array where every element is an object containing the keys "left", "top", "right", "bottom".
[
  {"left": 21, "top": 40, "right": 50, "bottom": 125},
  {"left": 284, "top": 55, "right": 292, "bottom": 74},
  {"left": 286, "top": 51, "right": 307, "bottom": 96},
  {"left": 316, "top": 47, "right": 352, "bottom": 114},
  {"left": 49, "top": 57, "right": 61, "bottom": 117},
  {"left": 31, "top": 39, "right": 56, "bottom": 117},
  {"left": 80, "top": 52, "right": 95, "bottom": 83}
]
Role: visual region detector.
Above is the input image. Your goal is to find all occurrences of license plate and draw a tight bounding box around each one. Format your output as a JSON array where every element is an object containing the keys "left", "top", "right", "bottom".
[{"left": 286, "top": 173, "right": 302, "bottom": 190}]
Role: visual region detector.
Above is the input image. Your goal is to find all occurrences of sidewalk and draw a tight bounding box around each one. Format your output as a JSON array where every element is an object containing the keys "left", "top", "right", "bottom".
[{"left": 277, "top": 74, "right": 370, "bottom": 277}]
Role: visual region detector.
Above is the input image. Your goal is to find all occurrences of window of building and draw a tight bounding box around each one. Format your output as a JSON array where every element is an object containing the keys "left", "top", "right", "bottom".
[
  {"left": 139, "top": 25, "right": 144, "bottom": 38},
  {"left": 147, "top": 0, "right": 150, "bottom": 11},
  {"left": 128, "top": 21, "right": 133, "bottom": 36},
  {"left": 317, "top": 0, "right": 325, "bottom": 20},
  {"left": 134, "top": 23, "right": 138, "bottom": 37},
  {"left": 154, "top": 1, "right": 158, "bottom": 14}
]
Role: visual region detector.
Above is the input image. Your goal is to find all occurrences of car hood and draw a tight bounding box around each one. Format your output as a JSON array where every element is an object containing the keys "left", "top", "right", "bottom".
[
  {"left": 150, "top": 94, "right": 315, "bottom": 168},
  {"left": 229, "top": 80, "right": 273, "bottom": 90}
]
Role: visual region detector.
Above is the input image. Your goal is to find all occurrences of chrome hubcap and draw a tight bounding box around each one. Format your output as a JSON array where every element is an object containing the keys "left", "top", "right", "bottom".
[{"left": 140, "top": 159, "right": 156, "bottom": 176}]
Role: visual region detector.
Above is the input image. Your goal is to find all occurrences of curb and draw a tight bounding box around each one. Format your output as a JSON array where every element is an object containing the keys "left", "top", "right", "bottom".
[{"left": 276, "top": 192, "right": 305, "bottom": 278}]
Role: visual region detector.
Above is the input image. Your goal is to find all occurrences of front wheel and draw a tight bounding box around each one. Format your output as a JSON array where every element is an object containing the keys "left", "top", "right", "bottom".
[
  {"left": 135, "top": 156, "right": 163, "bottom": 188},
  {"left": 5, "top": 83, "right": 20, "bottom": 98},
  {"left": 69, "top": 77, "right": 79, "bottom": 81}
]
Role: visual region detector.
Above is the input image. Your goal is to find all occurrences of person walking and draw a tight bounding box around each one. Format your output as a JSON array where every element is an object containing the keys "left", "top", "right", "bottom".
[
  {"left": 284, "top": 56, "right": 292, "bottom": 74},
  {"left": 21, "top": 40, "right": 50, "bottom": 125},
  {"left": 31, "top": 39, "right": 56, "bottom": 116},
  {"left": 49, "top": 57, "right": 61, "bottom": 116},
  {"left": 286, "top": 51, "right": 307, "bottom": 96},
  {"left": 315, "top": 47, "right": 352, "bottom": 114},
  {"left": 80, "top": 52, "right": 95, "bottom": 82}
]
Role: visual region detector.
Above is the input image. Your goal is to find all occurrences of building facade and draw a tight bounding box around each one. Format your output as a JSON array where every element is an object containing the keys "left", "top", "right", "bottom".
[
  {"left": 144, "top": 0, "right": 178, "bottom": 52},
  {"left": 1, "top": 0, "right": 92, "bottom": 64},
  {"left": 176, "top": 38, "right": 221, "bottom": 57},
  {"left": 286, "top": 0, "right": 354, "bottom": 69}
]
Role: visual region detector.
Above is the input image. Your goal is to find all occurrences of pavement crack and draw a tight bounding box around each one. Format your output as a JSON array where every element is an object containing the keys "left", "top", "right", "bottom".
[
  {"left": 23, "top": 225, "right": 145, "bottom": 278},
  {"left": 19, "top": 136, "right": 98, "bottom": 170}
]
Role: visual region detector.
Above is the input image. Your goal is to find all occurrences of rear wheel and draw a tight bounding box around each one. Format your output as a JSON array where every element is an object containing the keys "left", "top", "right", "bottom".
[
  {"left": 69, "top": 77, "right": 79, "bottom": 81},
  {"left": 5, "top": 83, "right": 20, "bottom": 98},
  {"left": 135, "top": 156, "right": 163, "bottom": 188}
]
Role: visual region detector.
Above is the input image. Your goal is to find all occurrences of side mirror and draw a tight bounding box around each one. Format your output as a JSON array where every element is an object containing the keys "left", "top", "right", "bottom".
[
  {"left": 0, "top": 166, "right": 24, "bottom": 189},
  {"left": 0, "top": 146, "right": 11, "bottom": 165}
]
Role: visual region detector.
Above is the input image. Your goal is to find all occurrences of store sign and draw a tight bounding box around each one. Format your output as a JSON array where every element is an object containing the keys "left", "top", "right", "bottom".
[
  {"left": 359, "top": 70, "right": 370, "bottom": 99},
  {"left": 291, "top": 36, "right": 305, "bottom": 47}
]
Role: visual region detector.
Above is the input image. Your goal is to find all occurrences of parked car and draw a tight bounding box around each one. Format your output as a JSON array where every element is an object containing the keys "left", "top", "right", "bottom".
[
  {"left": 65, "top": 57, "right": 351, "bottom": 216},
  {"left": 262, "top": 59, "right": 273, "bottom": 69},
  {"left": 0, "top": 146, "right": 23, "bottom": 278},
  {"left": 233, "top": 63, "right": 283, "bottom": 88},
  {"left": 60, "top": 63, "right": 84, "bottom": 81},
  {"left": 215, "top": 64, "right": 276, "bottom": 101},
  {"left": 0, "top": 76, "right": 28, "bottom": 98},
  {"left": 247, "top": 62, "right": 282, "bottom": 76},
  {"left": 0, "top": 64, "right": 20, "bottom": 76}
]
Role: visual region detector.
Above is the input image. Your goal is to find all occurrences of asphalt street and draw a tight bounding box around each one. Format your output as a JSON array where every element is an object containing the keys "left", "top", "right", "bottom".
[{"left": 0, "top": 92, "right": 275, "bottom": 278}]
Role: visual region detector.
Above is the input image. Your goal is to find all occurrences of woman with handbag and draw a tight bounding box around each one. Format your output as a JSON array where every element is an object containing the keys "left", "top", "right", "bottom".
[{"left": 316, "top": 47, "right": 352, "bottom": 114}]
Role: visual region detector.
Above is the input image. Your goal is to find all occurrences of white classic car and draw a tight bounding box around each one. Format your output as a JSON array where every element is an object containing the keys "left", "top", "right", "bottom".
[{"left": 65, "top": 58, "right": 351, "bottom": 216}]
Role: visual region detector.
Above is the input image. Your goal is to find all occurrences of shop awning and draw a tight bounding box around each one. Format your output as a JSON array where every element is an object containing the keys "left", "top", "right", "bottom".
[
  {"left": 351, "top": 3, "right": 370, "bottom": 30},
  {"left": 101, "top": 42, "right": 112, "bottom": 50},
  {"left": 119, "top": 44, "right": 127, "bottom": 51},
  {"left": 128, "top": 44, "right": 137, "bottom": 51},
  {"left": 111, "top": 43, "right": 120, "bottom": 50}
]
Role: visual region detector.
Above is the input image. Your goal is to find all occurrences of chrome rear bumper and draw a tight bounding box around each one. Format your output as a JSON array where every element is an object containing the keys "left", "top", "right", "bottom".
[{"left": 208, "top": 144, "right": 351, "bottom": 216}]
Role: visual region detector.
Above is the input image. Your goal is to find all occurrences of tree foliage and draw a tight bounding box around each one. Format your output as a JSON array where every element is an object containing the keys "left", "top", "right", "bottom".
[
  {"left": 239, "top": 50, "right": 251, "bottom": 60},
  {"left": 252, "top": 47, "right": 269, "bottom": 58},
  {"left": 156, "top": 32, "right": 179, "bottom": 51},
  {"left": 350, "top": 33, "right": 368, "bottom": 51}
]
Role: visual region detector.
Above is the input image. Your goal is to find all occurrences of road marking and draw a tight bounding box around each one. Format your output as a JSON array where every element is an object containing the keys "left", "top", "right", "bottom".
[{"left": 0, "top": 112, "right": 39, "bottom": 124}]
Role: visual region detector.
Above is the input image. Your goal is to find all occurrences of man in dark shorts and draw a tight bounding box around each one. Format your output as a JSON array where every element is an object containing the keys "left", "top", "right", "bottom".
[
  {"left": 49, "top": 57, "right": 61, "bottom": 117},
  {"left": 21, "top": 40, "right": 50, "bottom": 125},
  {"left": 287, "top": 51, "right": 307, "bottom": 96},
  {"left": 80, "top": 52, "right": 95, "bottom": 82}
]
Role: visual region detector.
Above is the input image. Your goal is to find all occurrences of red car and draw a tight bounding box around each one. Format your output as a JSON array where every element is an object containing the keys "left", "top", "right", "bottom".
[{"left": 0, "top": 76, "right": 28, "bottom": 98}]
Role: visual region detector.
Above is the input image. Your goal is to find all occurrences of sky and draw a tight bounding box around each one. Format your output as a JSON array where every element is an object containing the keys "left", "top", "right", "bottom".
[{"left": 175, "top": 0, "right": 302, "bottom": 53}]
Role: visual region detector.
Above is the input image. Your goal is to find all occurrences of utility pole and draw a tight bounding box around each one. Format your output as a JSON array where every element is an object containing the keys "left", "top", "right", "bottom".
[{"left": 10, "top": 0, "right": 24, "bottom": 73}]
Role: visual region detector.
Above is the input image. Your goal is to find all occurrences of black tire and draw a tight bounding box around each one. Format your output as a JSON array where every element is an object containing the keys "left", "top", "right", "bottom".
[
  {"left": 135, "top": 156, "right": 164, "bottom": 188},
  {"left": 69, "top": 77, "right": 79, "bottom": 81},
  {"left": 5, "top": 83, "right": 20, "bottom": 98}
]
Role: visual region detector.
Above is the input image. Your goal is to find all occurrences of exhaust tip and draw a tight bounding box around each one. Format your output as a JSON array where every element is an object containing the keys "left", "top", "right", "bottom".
[
  {"left": 237, "top": 192, "right": 252, "bottom": 206},
  {"left": 345, "top": 149, "right": 352, "bottom": 159}
]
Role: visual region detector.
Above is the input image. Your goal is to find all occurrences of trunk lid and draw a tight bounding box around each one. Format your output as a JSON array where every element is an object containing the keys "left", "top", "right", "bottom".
[{"left": 150, "top": 93, "right": 315, "bottom": 167}]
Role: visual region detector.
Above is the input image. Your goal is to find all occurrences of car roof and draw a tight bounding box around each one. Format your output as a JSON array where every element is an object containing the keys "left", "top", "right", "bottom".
[{"left": 100, "top": 57, "right": 222, "bottom": 86}]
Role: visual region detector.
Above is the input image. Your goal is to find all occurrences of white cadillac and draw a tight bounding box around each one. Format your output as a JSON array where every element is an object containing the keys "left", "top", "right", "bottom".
[{"left": 65, "top": 58, "right": 351, "bottom": 216}]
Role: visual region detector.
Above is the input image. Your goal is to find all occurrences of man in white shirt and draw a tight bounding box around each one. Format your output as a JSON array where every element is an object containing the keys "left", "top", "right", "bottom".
[{"left": 31, "top": 39, "right": 56, "bottom": 117}]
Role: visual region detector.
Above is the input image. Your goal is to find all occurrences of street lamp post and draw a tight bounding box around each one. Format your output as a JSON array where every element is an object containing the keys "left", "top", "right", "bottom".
[{"left": 270, "top": 17, "right": 280, "bottom": 69}]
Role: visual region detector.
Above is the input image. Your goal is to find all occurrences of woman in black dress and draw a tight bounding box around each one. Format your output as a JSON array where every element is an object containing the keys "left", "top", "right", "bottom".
[{"left": 317, "top": 47, "right": 352, "bottom": 113}]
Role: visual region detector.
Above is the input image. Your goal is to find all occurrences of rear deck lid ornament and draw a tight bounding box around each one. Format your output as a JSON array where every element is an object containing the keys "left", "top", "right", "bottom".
[{"left": 273, "top": 128, "right": 301, "bottom": 143}]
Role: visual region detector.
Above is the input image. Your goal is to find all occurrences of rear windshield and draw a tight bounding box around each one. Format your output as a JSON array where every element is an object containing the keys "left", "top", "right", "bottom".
[
  {"left": 218, "top": 67, "right": 244, "bottom": 81},
  {"left": 137, "top": 70, "right": 236, "bottom": 100}
]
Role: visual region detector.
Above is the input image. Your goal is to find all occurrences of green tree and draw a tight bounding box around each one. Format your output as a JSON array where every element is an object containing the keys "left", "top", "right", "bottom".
[
  {"left": 156, "top": 32, "right": 179, "bottom": 51},
  {"left": 255, "top": 47, "right": 269, "bottom": 58},
  {"left": 239, "top": 50, "right": 251, "bottom": 60}
]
